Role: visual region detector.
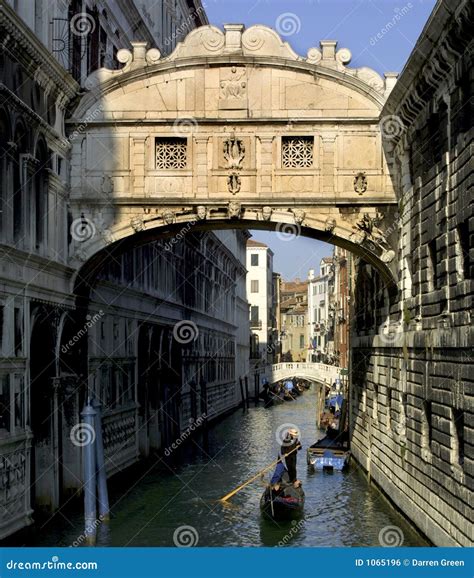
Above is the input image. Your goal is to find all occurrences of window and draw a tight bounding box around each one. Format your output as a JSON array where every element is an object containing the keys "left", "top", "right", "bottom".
[
  {"left": 427, "top": 240, "right": 438, "bottom": 290},
  {"left": 299, "top": 335, "right": 305, "bottom": 349},
  {"left": 452, "top": 408, "right": 464, "bottom": 467},
  {"left": 14, "top": 308, "right": 22, "bottom": 356},
  {"left": 282, "top": 136, "right": 314, "bottom": 168},
  {"left": 155, "top": 137, "right": 187, "bottom": 169},
  {"left": 250, "top": 306, "right": 260, "bottom": 328},
  {"left": 0, "top": 374, "right": 11, "bottom": 432},
  {"left": 422, "top": 400, "right": 433, "bottom": 451},
  {"left": 251, "top": 253, "right": 259, "bottom": 266},
  {"left": 455, "top": 220, "right": 471, "bottom": 280},
  {"left": 250, "top": 280, "right": 259, "bottom": 293}
]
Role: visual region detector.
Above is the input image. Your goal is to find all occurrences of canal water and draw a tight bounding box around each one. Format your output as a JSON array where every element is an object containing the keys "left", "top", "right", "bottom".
[{"left": 30, "top": 388, "right": 428, "bottom": 547}]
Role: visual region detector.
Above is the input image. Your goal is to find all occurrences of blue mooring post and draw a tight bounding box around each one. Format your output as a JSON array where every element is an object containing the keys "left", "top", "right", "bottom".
[
  {"left": 81, "top": 402, "right": 97, "bottom": 545},
  {"left": 92, "top": 398, "right": 110, "bottom": 521}
]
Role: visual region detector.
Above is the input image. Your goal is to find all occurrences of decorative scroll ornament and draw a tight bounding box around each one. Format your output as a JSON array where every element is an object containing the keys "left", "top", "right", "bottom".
[
  {"left": 227, "top": 172, "right": 241, "bottom": 195},
  {"left": 162, "top": 210, "right": 176, "bottom": 225},
  {"left": 223, "top": 135, "right": 245, "bottom": 169},
  {"left": 227, "top": 201, "right": 242, "bottom": 219},
  {"left": 261, "top": 206, "right": 273, "bottom": 221},
  {"left": 351, "top": 212, "right": 395, "bottom": 262},
  {"left": 196, "top": 205, "right": 207, "bottom": 220},
  {"left": 353, "top": 172, "right": 367, "bottom": 195}
]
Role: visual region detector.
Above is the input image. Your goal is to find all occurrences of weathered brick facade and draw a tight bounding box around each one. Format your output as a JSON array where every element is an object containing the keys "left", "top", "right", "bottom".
[{"left": 350, "top": 0, "right": 473, "bottom": 546}]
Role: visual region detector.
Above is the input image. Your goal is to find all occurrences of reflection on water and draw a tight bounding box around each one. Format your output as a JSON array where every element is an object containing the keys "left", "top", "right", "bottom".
[{"left": 29, "top": 389, "right": 428, "bottom": 547}]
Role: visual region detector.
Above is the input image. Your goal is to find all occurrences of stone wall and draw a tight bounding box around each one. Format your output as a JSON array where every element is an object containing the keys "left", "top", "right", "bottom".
[{"left": 350, "top": 0, "right": 473, "bottom": 547}]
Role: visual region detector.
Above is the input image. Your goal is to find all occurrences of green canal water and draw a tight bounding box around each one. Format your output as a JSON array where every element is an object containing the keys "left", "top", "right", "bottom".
[{"left": 30, "top": 388, "right": 428, "bottom": 547}]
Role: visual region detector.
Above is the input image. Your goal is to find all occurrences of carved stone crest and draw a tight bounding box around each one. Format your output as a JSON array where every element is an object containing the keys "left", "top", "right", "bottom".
[
  {"left": 227, "top": 172, "right": 241, "bottom": 195},
  {"left": 227, "top": 201, "right": 242, "bottom": 219},
  {"left": 353, "top": 172, "right": 367, "bottom": 195},
  {"left": 220, "top": 67, "right": 246, "bottom": 99},
  {"left": 101, "top": 175, "right": 114, "bottom": 195},
  {"left": 223, "top": 135, "right": 245, "bottom": 169}
]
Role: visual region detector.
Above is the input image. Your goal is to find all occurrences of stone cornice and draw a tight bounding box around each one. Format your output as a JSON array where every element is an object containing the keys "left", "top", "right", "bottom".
[
  {"left": 0, "top": 0, "right": 79, "bottom": 100},
  {"left": 0, "top": 84, "right": 70, "bottom": 154},
  {"left": 382, "top": 0, "right": 473, "bottom": 135}
]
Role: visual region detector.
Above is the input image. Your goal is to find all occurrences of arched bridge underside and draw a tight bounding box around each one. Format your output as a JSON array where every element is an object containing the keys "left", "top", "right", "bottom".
[{"left": 68, "top": 23, "right": 399, "bottom": 294}]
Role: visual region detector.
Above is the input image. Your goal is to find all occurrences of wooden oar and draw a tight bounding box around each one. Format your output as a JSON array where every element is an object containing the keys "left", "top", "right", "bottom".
[
  {"left": 219, "top": 446, "right": 299, "bottom": 502},
  {"left": 270, "top": 391, "right": 285, "bottom": 403}
]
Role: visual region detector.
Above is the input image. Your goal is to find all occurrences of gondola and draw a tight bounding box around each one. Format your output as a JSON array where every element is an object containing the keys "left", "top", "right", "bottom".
[{"left": 260, "top": 484, "right": 305, "bottom": 520}]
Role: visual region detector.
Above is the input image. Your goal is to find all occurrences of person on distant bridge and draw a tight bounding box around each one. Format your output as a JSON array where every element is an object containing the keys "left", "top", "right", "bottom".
[{"left": 281, "top": 428, "right": 302, "bottom": 484}]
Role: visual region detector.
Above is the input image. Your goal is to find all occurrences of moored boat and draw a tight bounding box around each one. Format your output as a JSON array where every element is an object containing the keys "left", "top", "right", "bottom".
[{"left": 307, "top": 433, "right": 350, "bottom": 471}]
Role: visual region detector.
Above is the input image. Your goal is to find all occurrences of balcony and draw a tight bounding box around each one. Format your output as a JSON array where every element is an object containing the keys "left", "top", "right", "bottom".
[{"left": 250, "top": 320, "right": 262, "bottom": 329}]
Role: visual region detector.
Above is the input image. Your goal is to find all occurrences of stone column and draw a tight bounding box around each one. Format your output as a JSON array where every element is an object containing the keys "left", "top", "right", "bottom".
[
  {"left": 321, "top": 135, "right": 336, "bottom": 194},
  {"left": 193, "top": 136, "right": 209, "bottom": 197},
  {"left": 258, "top": 135, "right": 274, "bottom": 194},
  {"left": 131, "top": 137, "right": 147, "bottom": 196}
]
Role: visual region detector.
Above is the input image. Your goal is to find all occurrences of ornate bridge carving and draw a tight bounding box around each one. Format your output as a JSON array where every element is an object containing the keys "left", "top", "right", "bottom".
[{"left": 68, "top": 24, "right": 399, "bottom": 289}]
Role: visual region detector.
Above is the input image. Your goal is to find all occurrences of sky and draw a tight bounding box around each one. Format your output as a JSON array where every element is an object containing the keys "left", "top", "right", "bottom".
[{"left": 204, "top": 0, "right": 437, "bottom": 280}]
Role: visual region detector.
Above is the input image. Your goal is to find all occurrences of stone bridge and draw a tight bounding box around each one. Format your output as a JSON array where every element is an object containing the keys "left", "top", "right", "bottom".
[
  {"left": 270, "top": 362, "right": 340, "bottom": 387},
  {"left": 69, "top": 23, "right": 399, "bottom": 294}
]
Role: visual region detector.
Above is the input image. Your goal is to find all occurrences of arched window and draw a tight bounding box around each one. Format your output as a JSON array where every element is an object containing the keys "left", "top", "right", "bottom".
[
  {"left": 34, "top": 138, "right": 49, "bottom": 250},
  {"left": 0, "top": 110, "right": 11, "bottom": 239},
  {"left": 12, "top": 123, "right": 28, "bottom": 244}
]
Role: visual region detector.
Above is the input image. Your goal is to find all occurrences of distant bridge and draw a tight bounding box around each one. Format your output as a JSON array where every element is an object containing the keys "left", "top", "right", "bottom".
[{"left": 270, "top": 362, "right": 341, "bottom": 386}]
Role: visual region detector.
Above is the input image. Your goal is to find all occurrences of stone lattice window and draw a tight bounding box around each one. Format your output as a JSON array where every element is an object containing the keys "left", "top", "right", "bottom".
[
  {"left": 282, "top": 136, "right": 314, "bottom": 168},
  {"left": 155, "top": 137, "right": 187, "bottom": 169}
]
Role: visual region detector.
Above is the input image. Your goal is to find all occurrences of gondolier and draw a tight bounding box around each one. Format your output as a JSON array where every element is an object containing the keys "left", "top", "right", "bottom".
[{"left": 281, "top": 428, "right": 302, "bottom": 483}]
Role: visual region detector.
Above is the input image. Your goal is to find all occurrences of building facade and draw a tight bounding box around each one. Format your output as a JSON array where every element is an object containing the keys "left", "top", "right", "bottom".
[
  {"left": 246, "top": 239, "right": 276, "bottom": 366},
  {"left": 280, "top": 280, "right": 308, "bottom": 362},
  {"left": 0, "top": 0, "right": 219, "bottom": 541},
  {"left": 307, "top": 258, "right": 335, "bottom": 363},
  {"left": 350, "top": 0, "right": 473, "bottom": 546}
]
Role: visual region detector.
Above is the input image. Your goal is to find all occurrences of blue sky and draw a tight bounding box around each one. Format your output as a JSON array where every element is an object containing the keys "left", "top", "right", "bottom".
[{"left": 204, "top": 0, "right": 436, "bottom": 280}]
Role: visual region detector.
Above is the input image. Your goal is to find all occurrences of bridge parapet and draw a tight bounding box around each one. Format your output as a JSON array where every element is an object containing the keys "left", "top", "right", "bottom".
[{"left": 270, "top": 362, "right": 340, "bottom": 386}]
